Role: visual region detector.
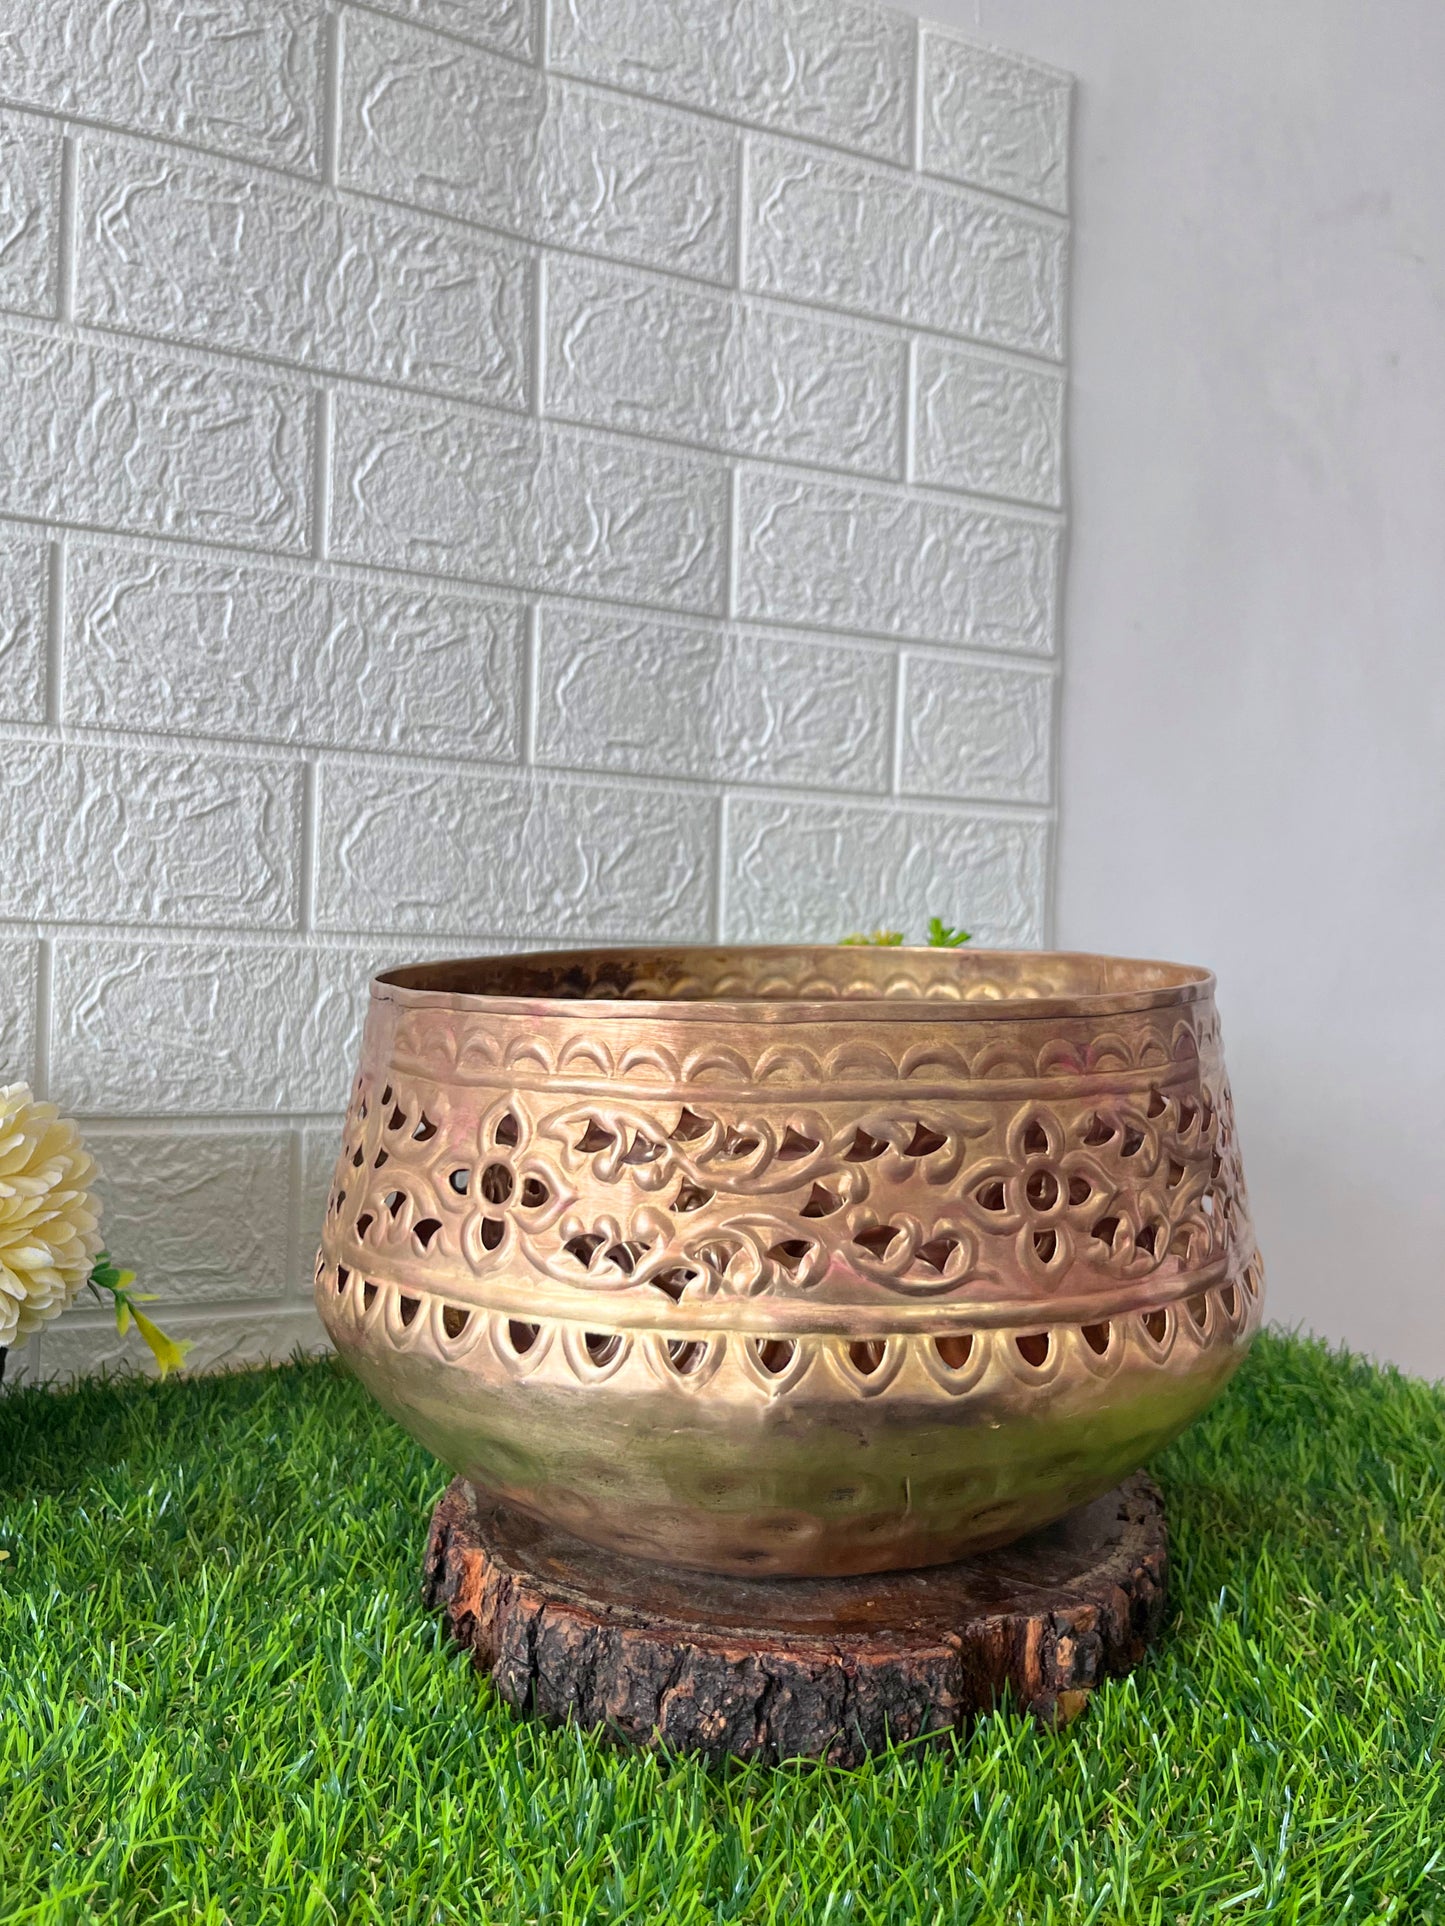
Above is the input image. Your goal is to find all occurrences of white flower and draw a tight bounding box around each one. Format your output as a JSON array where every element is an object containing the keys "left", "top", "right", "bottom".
[{"left": 0, "top": 1082, "right": 101, "bottom": 1353}]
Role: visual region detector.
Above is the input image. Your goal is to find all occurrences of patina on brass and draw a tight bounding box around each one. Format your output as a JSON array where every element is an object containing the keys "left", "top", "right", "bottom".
[{"left": 316, "top": 947, "right": 1263, "bottom": 1578}]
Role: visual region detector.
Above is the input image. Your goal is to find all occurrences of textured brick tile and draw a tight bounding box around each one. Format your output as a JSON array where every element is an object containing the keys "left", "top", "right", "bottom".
[
  {"left": 901, "top": 656, "right": 1054, "bottom": 804},
  {"left": 0, "top": 525, "right": 48, "bottom": 722},
  {"left": 0, "top": 935, "right": 38, "bottom": 1081},
  {"left": 0, "top": 330, "right": 312, "bottom": 551},
  {"left": 362, "top": 0, "right": 536, "bottom": 61},
  {"left": 49, "top": 939, "right": 378, "bottom": 1114},
  {"left": 77, "top": 140, "right": 532, "bottom": 410},
  {"left": 0, "top": 111, "right": 61, "bottom": 317},
  {"left": 550, "top": 0, "right": 913, "bottom": 163},
  {"left": 32, "top": 1303, "right": 329, "bottom": 1385},
  {"left": 736, "top": 469, "right": 1059, "bottom": 654},
  {"left": 725, "top": 797, "right": 1048, "bottom": 947},
  {"left": 65, "top": 545, "right": 523, "bottom": 760},
  {"left": 921, "top": 29, "right": 1071, "bottom": 212},
  {"left": 330, "top": 387, "right": 728, "bottom": 611},
  {"left": 544, "top": 256, "right": 904, "bottom": 476},
  {"left": 85, "top": 1126, "right": 294, "bottom": 1304},
  {"left": 914, "top": 344, "right": 1064, "bottom": 508},
  {"left": 314, "top": 763, "right": 715, "bottom": 939},
  {"left": 535, "top": 605, "right": 890, "bottom": 791},
  {"left": 534, "top": 82, "right": 737, "bottom": 281},
  {"left": 339, "top": 8, "right": 737, "bottom": 283},
  {"left": 0, "top": 741, "right": 301, "bottom": 928},
  {"left": 747, "top": 139, "right": 1066, "bottom": 360},
  {"left": 0, "top": 0, "right": 325, "bottom": 173}
]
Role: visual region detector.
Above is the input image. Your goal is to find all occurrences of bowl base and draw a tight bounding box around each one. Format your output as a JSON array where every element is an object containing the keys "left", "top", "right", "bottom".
[{"left": 423, "top": 1472, "right": 1167, "bottom": 1764}]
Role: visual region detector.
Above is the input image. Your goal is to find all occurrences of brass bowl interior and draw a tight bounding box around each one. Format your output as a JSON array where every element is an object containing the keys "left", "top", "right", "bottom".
[{"left": 378, "top": 945, "right": 1212, "bottom": 1017}]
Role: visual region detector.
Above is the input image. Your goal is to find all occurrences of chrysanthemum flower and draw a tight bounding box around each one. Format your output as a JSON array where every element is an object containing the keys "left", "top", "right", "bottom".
[{"left": 0, "top": 1082, "right": 101, "bottom": 1353}]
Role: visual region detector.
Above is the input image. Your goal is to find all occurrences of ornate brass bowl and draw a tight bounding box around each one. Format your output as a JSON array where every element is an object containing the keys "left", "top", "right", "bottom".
[{"left": 316, "top": 947, "right": 1262, "bottom": 1578}]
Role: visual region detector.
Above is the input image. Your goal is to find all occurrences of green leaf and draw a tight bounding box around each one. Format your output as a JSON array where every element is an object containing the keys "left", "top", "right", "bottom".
[
  {"left": 926, "top": 918, "right": 971, "bottom": 948},
  {"left": 89, "top": 1252, "right": 124, "bottom": 1292}
]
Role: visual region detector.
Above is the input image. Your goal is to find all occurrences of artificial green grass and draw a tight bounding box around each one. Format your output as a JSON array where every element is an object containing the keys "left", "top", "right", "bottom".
[{"left": 2, "top": 1332, "right": 1443, "bottom": 1926}]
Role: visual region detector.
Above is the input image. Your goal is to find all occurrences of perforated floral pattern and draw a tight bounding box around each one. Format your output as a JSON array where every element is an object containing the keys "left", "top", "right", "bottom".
[{"left": 318, "top": 976, "right": 1259, "bottom": 1400}]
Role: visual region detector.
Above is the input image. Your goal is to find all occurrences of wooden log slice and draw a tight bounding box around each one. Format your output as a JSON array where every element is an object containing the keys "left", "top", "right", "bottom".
[{"left": 423, "top": 1474, "right": 1167, "bottom": 1766}]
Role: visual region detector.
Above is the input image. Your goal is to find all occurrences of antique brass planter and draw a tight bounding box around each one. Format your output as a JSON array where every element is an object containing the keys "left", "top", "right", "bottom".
[{"left": 316, "top": 947, "right": 1262, "bottom": 1578}]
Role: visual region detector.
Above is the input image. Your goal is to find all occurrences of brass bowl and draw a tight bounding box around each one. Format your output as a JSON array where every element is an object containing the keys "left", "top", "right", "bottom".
[{"left": 316, "top": 947, "right": 1262, "bottom": 1577}]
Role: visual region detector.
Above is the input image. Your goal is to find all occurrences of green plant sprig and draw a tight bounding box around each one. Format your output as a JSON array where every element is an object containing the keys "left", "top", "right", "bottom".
[
  {"left": 87, "top": 1252, "right": 192, "bottom": 1378},
  {"left": 840, "top": 918, "right": 972, "bottom": 947},
  {"left": 925, "top": 917, "right": 971, "bottom": 947}
]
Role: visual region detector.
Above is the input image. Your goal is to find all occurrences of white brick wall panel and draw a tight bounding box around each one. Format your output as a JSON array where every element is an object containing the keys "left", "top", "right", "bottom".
[
  {"left": 362, "top": 0, "right": 536, "bottom": 62},
  {"left": 50, "top": 940, "right": 369, "bottom": 1115},
  {"left": 900, "top": 656, "right": 1054, "bottom": 804},
  {"left": 0, "top": 936, "right": 38, "bottom": 1081},
  {"left": 76, "top": 141, "right": 533, "bottom": 411},
  {"left": 746, "top": 140, "right": 1066, "bottom": 361},
  {"left": 725, "top": 797, "right": 1048, "bottom": 948},
  {"left": 31, "top": 1302, "right": 328, "bottom": 1385},
  {"left": 314, "top": 763, "right": 716, "bottom": 939},
  {"left": 0, "top": 741, "right": 301, "bottom": 928},
  {"left": 330, "top": 388, "right": 729, "bottom": 612},
  {"left": 543, "top": 256, "right": 905, "bottom": 477},
  {"left": 339, "top": 9, "right": 738, "bottom": 284},
  {"left": 5, "top": 4, "right": 1070, "bottom": 1381},
  {"left": 534, "top": 606, "right": 891, "bottom": 791},
  {"left": 914, "top": 344, "right": 1065, "bottom": 508},
  {"left": 921, "top": 29, "right": 1071, "bottom": 213},
  {"left": 0, "top": 526, "right": 48, "bottom": 722},
  {"left": 0, "top": 0, "right": 325, "bottom": 173},
  {"left": 85, "top": 1126, "right": 294, "bottom": 1304},
  {"left": 64, "top": 546, "right": 524, "bottom": 761},
  {"left": 0, "top": 111, "right": 61, "bottom": 318},
  {"left": 550, "top": 0, "right": 914, "bottom": 164},
  {"left": 0, "top": 331, "right": 312, "bottom": 552},
  {"left": 736, "top": 469, "right": 1059, "bottom": 654}
]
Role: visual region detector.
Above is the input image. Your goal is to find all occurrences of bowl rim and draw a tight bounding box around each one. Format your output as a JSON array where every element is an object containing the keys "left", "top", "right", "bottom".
[{"left": 372, "top": 946, "right": 1216, "bottom": 1025}]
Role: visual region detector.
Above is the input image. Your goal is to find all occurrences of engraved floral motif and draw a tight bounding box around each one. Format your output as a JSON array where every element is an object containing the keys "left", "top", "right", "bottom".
[{"left": 326, "top": 1046, "right": 1251, "bottom": 1321}]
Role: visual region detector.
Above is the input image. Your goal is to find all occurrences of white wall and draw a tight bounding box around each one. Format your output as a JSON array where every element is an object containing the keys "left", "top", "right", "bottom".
[
  {"left": 901, "top": 0, "right": 1445, "bottom": 1374},
  {"left": 0, "top": 0, "right": 1070, "bottom": 1383}
]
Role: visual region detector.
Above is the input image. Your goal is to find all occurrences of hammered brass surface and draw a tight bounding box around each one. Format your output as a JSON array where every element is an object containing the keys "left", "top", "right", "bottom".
[{"left": 316, "top": 946, "right": 1263, "bottom": 1576}]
